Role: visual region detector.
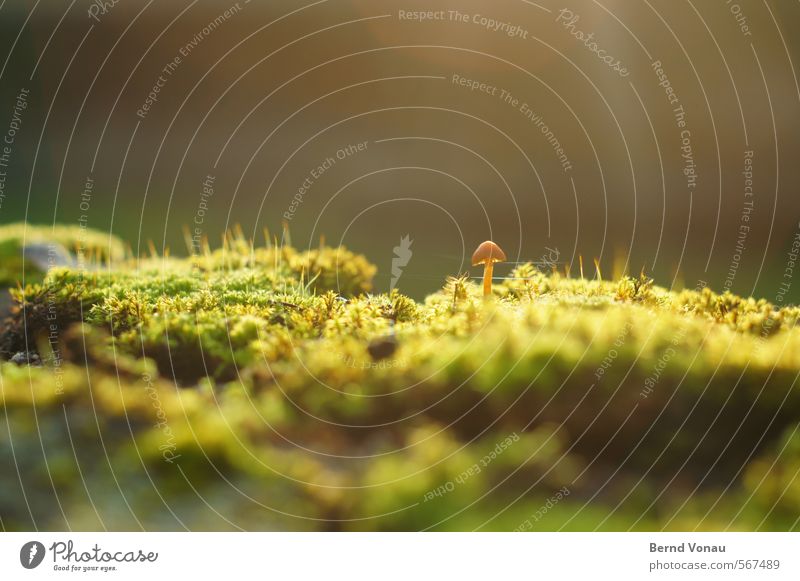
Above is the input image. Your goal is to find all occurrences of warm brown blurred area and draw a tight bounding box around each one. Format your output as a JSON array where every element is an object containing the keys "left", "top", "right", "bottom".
[{"left": 0, "top": 0, "right": 798, "bottom": 298}]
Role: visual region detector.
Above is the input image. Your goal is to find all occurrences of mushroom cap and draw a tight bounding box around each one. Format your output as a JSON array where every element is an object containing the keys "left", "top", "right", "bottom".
[{"left": 471, "top": 240, "right": 507, "bottom": 266}]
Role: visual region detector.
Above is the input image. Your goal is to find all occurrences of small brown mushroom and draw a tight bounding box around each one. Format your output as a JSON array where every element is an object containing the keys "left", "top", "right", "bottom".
[{"left": 472, "top": 240, "right": 506, "bottom": 297}]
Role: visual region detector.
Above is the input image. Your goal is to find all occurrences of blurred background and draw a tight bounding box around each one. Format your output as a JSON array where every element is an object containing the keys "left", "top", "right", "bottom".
[{"left": 0, "top": 0, "right": 798, "bottom": 299}]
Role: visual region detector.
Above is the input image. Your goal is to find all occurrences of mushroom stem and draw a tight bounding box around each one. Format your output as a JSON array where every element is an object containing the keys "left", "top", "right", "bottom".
[{"left": 483, "top": 262, "right": 494, "bottom": 297}]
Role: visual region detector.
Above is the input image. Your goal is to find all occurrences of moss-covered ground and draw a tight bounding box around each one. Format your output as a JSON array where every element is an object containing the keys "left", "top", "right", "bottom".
[{"left": 1, "top": 225, "right": 799, "bottom": 531}]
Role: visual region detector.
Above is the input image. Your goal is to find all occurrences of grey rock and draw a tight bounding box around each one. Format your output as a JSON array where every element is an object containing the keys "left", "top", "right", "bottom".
[
  {"left": 10, "top": 351, "right": 41, "bottom": 366},
  {"left": 22, "top": 242, "right": 74, "bottom": 272}
]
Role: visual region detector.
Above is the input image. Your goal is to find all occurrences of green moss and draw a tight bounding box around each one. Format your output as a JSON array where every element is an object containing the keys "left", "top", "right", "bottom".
[
  {"left": 0, "top": 222, "right": 126, "bottom": 286},
  {"left": 1, "top": 228, "right": 799, "bottom": 530}
]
